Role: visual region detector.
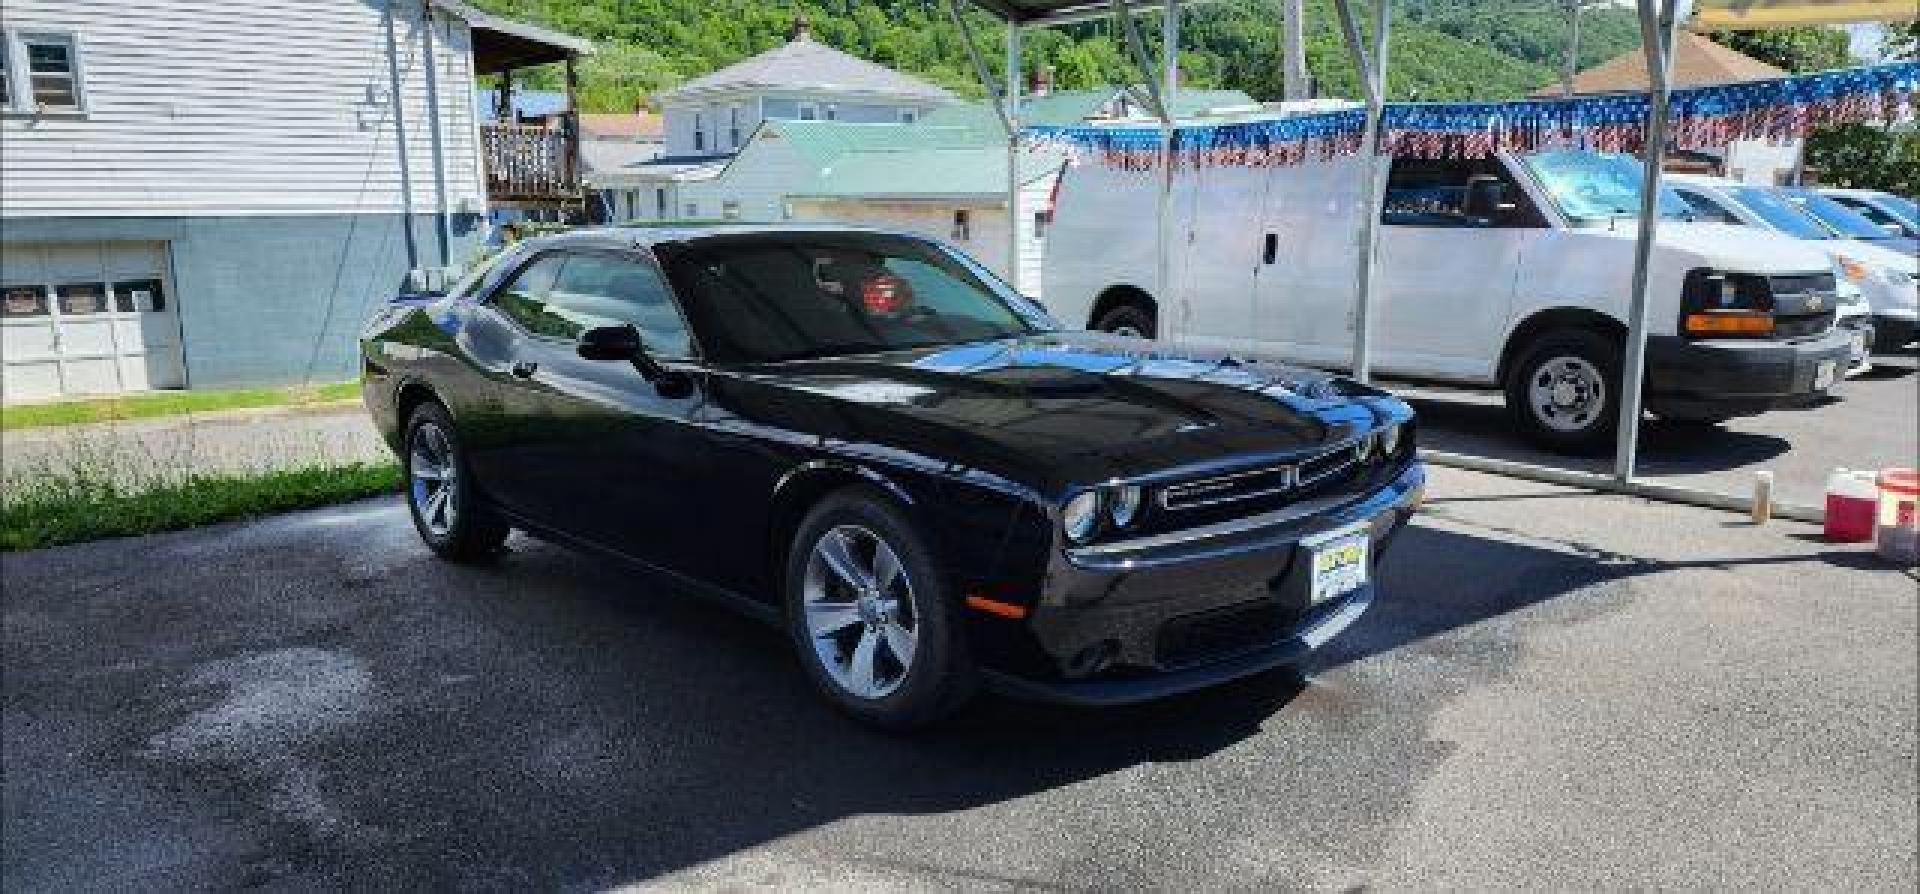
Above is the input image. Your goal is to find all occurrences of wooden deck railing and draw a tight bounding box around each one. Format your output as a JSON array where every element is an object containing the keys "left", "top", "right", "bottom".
[{"left": 482, "top": 121, "right": 579, "bottom": 203}]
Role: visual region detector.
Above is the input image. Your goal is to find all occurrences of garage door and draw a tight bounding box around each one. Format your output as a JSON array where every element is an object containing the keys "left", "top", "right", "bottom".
[{"left": 2, "top": 242, "right": 186, "bottom": 402}]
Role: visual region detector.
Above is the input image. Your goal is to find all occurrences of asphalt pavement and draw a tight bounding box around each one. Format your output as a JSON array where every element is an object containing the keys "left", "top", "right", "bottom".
[
  {"left": 1402, "top": 347, "right": 1919, "bottom": 508},
  {"left": 4, "top": 466, "right": 1914, "bottom": 890}
]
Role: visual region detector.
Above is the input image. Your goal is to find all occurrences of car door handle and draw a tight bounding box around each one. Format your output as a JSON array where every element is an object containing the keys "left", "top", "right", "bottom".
[{"left": 510, "top": 360, "right": 538, "bottom": 379}]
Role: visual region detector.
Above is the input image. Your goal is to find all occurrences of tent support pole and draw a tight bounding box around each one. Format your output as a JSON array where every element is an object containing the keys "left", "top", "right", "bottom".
[
  {"left": 1615, "top": 0, "right": 1682, "bottom": 483},
  {"left": 1333, "top": 0, "right": 1389, "bottom": 384},
  {"left": 946, "top": 0, "right": 1014, "bottom": 136},
  {"left": 1006, "top": 22, "right": 1023, "bottom": 292}
]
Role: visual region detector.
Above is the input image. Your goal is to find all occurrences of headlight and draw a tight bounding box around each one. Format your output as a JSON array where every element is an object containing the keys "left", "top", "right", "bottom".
[
  {"left": 1108, "top": 485, "right": 1143, "bottom": 527},
  {"left": 1062, "top": 492, "right": 1101, "bottom": 543},
  {"left": 1837, "top": 257, "right": 1869, "bottom": 284},
  {"left": 1379, "top": 422, "right": 1403, "bottom": 456}
]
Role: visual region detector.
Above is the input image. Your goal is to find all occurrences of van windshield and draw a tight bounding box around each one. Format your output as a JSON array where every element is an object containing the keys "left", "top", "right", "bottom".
[
  {"left": 1521, "top": 150, "right": 1694, "bottom": 224},
  {"left": 1782, "top": 189, "right": 1893, "bottom": 240}
]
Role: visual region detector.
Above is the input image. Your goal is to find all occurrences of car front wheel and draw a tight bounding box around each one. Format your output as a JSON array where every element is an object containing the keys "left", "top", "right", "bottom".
[
  {"left": 404, "top": 402, "right": 510, "bottom": 562},
  {"left": 785, "top": 487, "right": 974, "bottom": 729}
]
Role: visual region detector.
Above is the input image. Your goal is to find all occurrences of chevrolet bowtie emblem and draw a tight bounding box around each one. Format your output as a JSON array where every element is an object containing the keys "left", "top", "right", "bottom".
[{"left": 1806, "top": 294, "right": 1823, "bottom": 312}]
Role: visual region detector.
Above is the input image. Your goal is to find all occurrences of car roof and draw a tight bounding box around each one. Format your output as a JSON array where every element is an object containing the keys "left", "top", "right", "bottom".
[{"left": 524, "top": 221, "right": 933, "bottom": 253}]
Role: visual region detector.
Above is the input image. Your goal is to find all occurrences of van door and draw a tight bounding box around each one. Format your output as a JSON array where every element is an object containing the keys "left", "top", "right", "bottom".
[
  {"left": 1252, "top": 154, "right": 1369, "bottom": 368},
  {"left": 1371, "top": 157, "right": 1544, "bottom": 380},
  {"left": 1177, "top": 163, "right": 1265, "bottom": 354}
]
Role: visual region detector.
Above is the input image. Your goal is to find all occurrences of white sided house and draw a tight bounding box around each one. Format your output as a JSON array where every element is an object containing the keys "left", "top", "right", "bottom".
[{"left": 0, "top": 0, "right": 587, "bottom": 401}]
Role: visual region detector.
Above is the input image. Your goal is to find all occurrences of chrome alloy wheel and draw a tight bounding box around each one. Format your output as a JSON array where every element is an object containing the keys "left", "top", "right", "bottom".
[
  {"left": 802, "top": 524, "right": 919, "bottom": 700},
  {"left": 1528, "top": 355, "right": 1607, "bottom": 433},
  {"left": 1110, "top": 323, "right": 1145, "bottom": 337},
  {"left": 408, "top": 421, "right": 458, "bottom": 538}
]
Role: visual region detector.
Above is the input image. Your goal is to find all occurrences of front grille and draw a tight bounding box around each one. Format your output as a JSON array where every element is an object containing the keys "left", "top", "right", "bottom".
[
  {"left": 1767, "top": 273, "right": 1837, "bottom": 339},
  {"left": 1160, "top": 441, "right": 1364, "bottom": 513},
  {"left": 1156, "top": 598, "right": 1295, "bottom": 669}
]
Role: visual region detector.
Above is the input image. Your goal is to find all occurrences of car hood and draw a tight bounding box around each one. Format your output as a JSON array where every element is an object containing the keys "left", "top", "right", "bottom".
[
  {"left": 1626, "top": 222, "right": 1837, "bottom": 274},
  {"left": 707, "top": 332, "right": 1405, "bottom": 494}
]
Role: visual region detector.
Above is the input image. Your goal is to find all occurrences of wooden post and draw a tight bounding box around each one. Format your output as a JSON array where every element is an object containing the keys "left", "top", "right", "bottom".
[{"left": 497, "top": 67, "right": 514, "bottom": 121}]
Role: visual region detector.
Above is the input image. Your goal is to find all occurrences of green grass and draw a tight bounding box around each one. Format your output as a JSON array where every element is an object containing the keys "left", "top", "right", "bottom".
[
  {"left": 0, "top": 381, "right": 361, "bottom": 431},
  {"left": 1, "top": 460, "right": 402, "bottom": 551}
]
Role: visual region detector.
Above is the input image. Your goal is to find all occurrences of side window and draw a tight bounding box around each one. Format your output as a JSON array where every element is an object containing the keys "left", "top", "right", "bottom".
[
  {"left": 488, "top": 253, "right": 567, "bottom": 337},
  {"left": 1836, "top": 197, "right": 1896, "bottom": 229},
  {"left": 1383, "top": 158, "right": 1539, "bottom": 228},
  {"left": 1675, "top": 190, "right": 1741, "bottom": 225},
  {"left": 546, "top": 254, "right": 694, "bottom": 357}
]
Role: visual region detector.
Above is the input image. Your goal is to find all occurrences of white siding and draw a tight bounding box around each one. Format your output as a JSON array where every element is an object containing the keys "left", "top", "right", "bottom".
[
  {"left": 677, "top": 138, "right": 820, "bottom": 222},
  {"left": 1, "top": 0, "right": 484, "bottom": 217}
]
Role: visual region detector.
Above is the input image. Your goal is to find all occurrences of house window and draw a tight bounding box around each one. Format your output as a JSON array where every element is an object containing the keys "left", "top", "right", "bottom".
[
  {"left": 655, "top": 188, "right": 668, "bottom": 217},
  {"left": 684, "top": 203, "right": 698, "bottom": 217},
  {"left": 721, "top": 200, "right": 741, "bottom": 221},
  {"left": 899, "top": 109, "right": 917, "bottom": 124},
  {"left": 728, "top": 105, "right": 742, "bottom": 147},
  {"left": 4, "top": 31, "right": 86, "bottom": 112},
  {"left": 798, "top": 102, "right": 818, "bottom": 121},
  {"left": 1033, "top": 210, "right": 1051, "bottom": 240},
  {"left": 693, "top": 111, "right": 705, "bottom": 152},
  {"left": 950, "top": 210, "right": 971, "bottom": 241},
  {"left": 824, "top": 104, "right": 838, "bottom": 121}
]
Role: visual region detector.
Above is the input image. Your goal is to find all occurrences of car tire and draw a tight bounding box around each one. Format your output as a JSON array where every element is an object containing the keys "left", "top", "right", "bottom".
[
  {"left": 1504, "top": 328, "right": 1624, "bottom": 454},
  {"left": 1094, "top": 302, "right": 1156, "bottom": 339},
  {"left": 784, "top": 486, "right": 976, "bottom": 730},
  {"left": 404, "top": 402, "right": 510, "bottom": 562}
]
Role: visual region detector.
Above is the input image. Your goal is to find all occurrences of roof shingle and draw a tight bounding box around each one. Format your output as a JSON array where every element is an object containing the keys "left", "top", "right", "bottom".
[{"left": 661, "top": 34, "right": 955, "bottom": 103}]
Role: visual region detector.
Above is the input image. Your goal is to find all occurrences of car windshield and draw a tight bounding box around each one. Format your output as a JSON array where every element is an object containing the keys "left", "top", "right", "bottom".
[
  {"left": 1521, "top": 150, "right": 1694, "bottom": 223},
  {"left": 1878, "top": 194, "right": 1920, "bottom": 228},
  {"left": 1730, "top": 186, "right": 1832, "bottom": 240},
  {"left": 1785, "top": 189, "right": 1896, "bottom": 240},
  {"left": 656, "top": 232, "right": 1051, "bottom": 363}
]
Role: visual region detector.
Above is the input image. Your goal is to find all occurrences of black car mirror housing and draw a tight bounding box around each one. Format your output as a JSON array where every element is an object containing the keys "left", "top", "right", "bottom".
[{"left": 578, "top": 324, "right": 693, "bottom": 397}]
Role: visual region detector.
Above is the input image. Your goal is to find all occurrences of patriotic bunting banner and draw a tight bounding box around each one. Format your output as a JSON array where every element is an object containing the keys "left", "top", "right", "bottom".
[{"left": 1022, "top": 61, "right": 1919, "bottom": 170}]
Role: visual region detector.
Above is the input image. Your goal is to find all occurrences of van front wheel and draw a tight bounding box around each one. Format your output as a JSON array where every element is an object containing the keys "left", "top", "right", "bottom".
[{"left": 1504, "top": 329, "right": 1623, "bottom": 453}]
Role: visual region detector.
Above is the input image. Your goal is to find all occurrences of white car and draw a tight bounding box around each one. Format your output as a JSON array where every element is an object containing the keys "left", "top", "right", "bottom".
[
  {"left": 1820, "top": 187, "right": 1920, "bottom": 240},
  {"left": 1045, "top": 146, "right": 1853, "bottom": 450},
  {"left": 1670, "top": 175, "right": 1917, "bottom": 352}
]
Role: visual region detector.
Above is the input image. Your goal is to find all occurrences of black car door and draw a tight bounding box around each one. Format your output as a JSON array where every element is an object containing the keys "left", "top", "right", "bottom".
[{"left": 480, "top": 248, "right": 711, "bottom": 572}]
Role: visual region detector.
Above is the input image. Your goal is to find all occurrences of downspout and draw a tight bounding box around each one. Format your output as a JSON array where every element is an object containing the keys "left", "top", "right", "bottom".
[
  {"left": 419, "top": 0, "right": 454, "bottom": 268},
  {"left": 1005, "top": 22, "right": 1023, "bottom": 292},
  {"left": 383, "top": 0, "right": 421, "bottom": 275}
]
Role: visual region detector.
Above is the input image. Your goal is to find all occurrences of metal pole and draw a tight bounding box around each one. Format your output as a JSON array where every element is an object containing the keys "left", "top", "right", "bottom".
[
  {"left": 382, "top": 1, "right": 420, "bottom": 275},
  {"left": 1334, "top": 0, "right": 1389, "bottom": 383},
  {"left": 1158, "top": 0, "right": 1180, "bottom": 337},
  {"left": 1006, "top": 23, "right": 1024, "bottom": 292},
  {"left": 1561, "top": 0, "right": 1584, "bottom": 98},
  {"left": 947, "top": 0, "right": 1015, "bottom": 136},
  {"left": 1614, "top": 0, "right": 1682, "bottom": 482},
  {"left": 1282, "top": 0, "right": 1308, "bottom": 101},
  {"left": 419, "top": 1, "right": 453, "bottom": 268}
]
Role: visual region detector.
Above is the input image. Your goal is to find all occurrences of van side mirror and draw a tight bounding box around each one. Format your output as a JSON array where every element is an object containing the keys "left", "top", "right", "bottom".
[
  {"left": 577, "top": 324, "right": 642, "bottom": 361},
  {"left": 1464, "top": 176, "right": 1517, "bottom": 221}
]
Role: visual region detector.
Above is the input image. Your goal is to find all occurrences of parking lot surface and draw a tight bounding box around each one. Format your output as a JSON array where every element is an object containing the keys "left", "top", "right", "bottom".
[
  {"left": 1404, "top": 348, "right": 1918, "bottom": 508},
  {"left": 4, "top": 465, "right": 1913, "bottom": 890}
]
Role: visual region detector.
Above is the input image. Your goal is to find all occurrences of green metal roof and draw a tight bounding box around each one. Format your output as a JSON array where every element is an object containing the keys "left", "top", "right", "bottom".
[
  {"left": 915, "top": 87, "right": 1259, "bottom": 133},
  {"left": 765, "top": 120, "right": 1001, "bottom": 166},
  {"left": 792, "top": 147, "right": 1063, "bottom": 200}
]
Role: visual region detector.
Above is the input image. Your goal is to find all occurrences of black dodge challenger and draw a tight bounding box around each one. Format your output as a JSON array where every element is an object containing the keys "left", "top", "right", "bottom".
[{"left": 361, "top": 223, "right": 1424, "bottom": 727}]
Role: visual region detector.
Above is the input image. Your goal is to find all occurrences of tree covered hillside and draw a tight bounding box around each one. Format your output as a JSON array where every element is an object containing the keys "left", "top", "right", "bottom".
[{"left": 470, "top": 0, "right": 1644, "bottom": 112}]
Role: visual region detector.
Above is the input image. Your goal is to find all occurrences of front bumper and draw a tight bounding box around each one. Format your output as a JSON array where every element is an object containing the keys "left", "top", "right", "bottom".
[
  {"left": 980, "top": 461, "right": 1425, "bottom": 706},
  {"left": 1643, "top": 329, "right": 1853, "bottom": 418},
  {"left": 1874, "top": 313, "right": 1916, "bottom": 349}
]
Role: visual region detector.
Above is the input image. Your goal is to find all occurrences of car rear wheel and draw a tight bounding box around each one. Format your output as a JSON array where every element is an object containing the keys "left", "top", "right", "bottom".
[
  {"left": 1094, "top": 302, "right": 1156, "bottom": 339},
  {"left": 1504, "top": 329, "right": 1623, "bottom": 453},
  {"left": 405, "top": 402, "right": 509, "bottom": 562},
  {"left": 785, "top": 487, "right": 975, "bottom": 729}
]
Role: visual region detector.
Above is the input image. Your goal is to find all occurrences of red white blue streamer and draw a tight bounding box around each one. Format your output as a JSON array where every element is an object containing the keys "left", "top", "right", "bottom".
[{"left": 1023, "top": 61, "right": 1919, "bottom": 170}]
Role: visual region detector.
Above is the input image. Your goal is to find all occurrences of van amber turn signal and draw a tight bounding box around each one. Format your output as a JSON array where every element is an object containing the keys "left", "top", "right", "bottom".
[{"left": 1684, "top": 311, "right": 1775, "bottom": 336}]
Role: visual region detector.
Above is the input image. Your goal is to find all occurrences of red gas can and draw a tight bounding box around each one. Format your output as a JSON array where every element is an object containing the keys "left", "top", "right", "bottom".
[{"left": 1824, "top": 469, "right": 1877, "bottom": 543}]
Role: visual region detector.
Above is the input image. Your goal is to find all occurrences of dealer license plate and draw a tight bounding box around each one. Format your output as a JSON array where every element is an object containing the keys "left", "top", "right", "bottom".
[
  {"left": 1813, "top": 358, "right": 1837, "bottom": 391},
  {"left": 1306, "top": 522, "right": 1370, "bottom": 606}
]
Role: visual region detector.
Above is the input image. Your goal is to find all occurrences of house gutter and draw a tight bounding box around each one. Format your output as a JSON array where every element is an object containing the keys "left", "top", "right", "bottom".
[{"left": 382, "top": 0, "right": 422, "bottom": 274}]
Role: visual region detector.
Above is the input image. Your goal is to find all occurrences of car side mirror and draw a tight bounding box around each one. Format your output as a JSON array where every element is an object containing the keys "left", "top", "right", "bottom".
[
  {"left": 1464, "top": 176, "right": 1517, "bottom": 221},
  {"left": 578, "top": 324, "right": 642, "bottom": 361}
]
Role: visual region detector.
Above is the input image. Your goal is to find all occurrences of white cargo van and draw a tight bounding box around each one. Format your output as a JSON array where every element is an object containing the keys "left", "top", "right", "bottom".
[{"left": 1044, "top": 147, "right": 1854, "bottom": 450}]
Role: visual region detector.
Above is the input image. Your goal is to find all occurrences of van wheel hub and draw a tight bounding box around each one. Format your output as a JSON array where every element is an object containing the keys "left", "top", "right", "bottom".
[{"left": 1530, "top": 356, "right": 1606, "bottom": 432}]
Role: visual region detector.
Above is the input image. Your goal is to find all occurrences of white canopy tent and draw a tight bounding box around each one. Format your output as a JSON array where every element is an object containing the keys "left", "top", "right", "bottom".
[{"left": 952, "top": 0, "right": 1913, "bottom": 516}]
